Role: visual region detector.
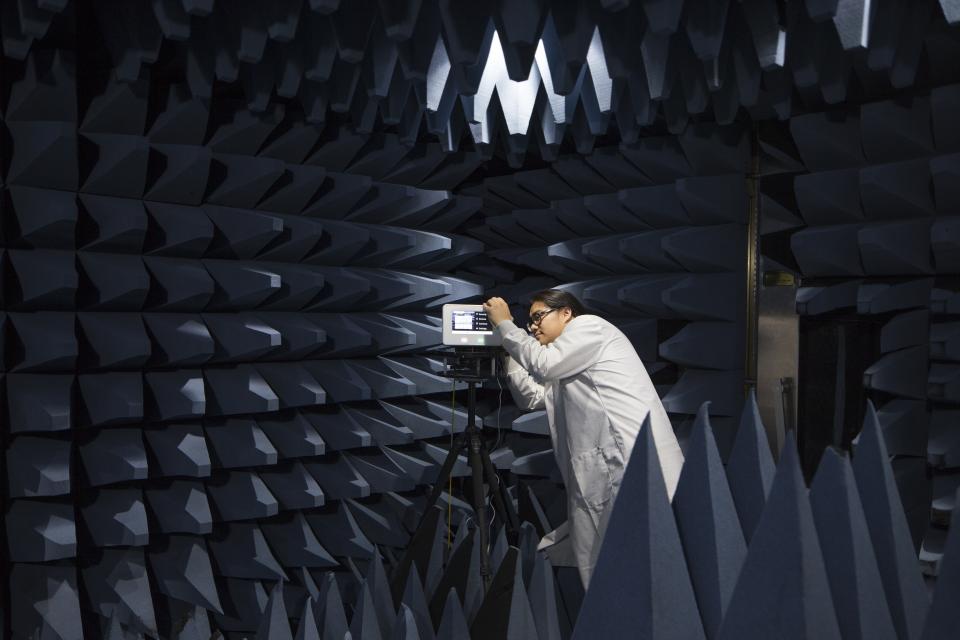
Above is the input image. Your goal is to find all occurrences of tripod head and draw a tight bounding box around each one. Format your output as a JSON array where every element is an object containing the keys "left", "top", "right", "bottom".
[{"left": 439, "top": 346, "right": 502, "bottom": 383}]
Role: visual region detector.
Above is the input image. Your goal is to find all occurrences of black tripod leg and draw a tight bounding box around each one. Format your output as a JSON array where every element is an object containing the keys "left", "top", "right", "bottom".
[
  {"left": 466, "top": 428, "right": 493, "bottom": 588},
  {"left": 420, "top": 429, "right": 468, "bottom": 518},
  {"left": 479, "top": 447, "right": 520, "bottom": 543},
  {"left": 391, "top": 428, "right": 468, "bottom": 594}
]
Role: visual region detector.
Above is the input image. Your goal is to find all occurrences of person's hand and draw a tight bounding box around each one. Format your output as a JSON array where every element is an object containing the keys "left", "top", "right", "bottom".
[{"left": 483, "top": 297, "right": 512, "bottom": 327}]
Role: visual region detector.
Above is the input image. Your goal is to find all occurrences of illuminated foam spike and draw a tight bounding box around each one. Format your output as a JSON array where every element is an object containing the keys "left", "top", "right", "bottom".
[
  {"left": 207, "top": 471, "right": 279, "bottom": 521},
  {"left": 254, "top": 313, "right": 325, "bottom": 360},
  {"left": 345, "top": 406, "right": 414, "bottom": 445},
  {"left": 301, "top": 361, "right": 373, "bottom": 404},
  {"left": 717, "top": 435, "right": 841, "bottom": 639},
  {"left": 5, "top": 499, "right": 76, "bottom": 562},
  {"left": 261, "top": 513, "right": 338, "bottom": 569},
  {"left": 150, "top": 535, "right": 223, "bottom": 613},
  {"left": 348, "top": 578, "right": 383, "bottom": 640},
  {"left": 145, "top": 480, "right": 213, "bottom": 534},
  {"left": 79, "top": 428, "right": 148, "bottom": 486},
  {"left": 304, "top": 454, "right": 372, "bottom": 500},
  {"left": 209, "top": 523, "right": 287, "bottom": 580},
  {"left": 204, "top": 364, "right": 280, "bottom": 415},
  {"left": 809, "top": 448, "right": 897, "bottom": 640},
  {"left": 83, "top": 548, "right": 159, "bottom": 637},
  {"left": 349, "top": 358, "right": 417, "bottom": 398},
  {"left": 10, "top": 564, "right": 83, "bottom": 640},
  {"left": 312, "top": 572, "right": 350, "bottom": 640},
  {"left": 213, "top": 578, "right": 269, "bottom": 633},
  {"left": 81, "top": 488, "right": 149, "bottom": 547},
  {"left": 260, "top": 461, "right": 325, "bottom": 509},
  {"left": 306, "top": 503, "right": 376, "bottom": 560},
  {"left": 346, "top": 498, "right": 412, "bottom": 548},
  {"left": 256, "top": 581, "right": 294, "bottom": 640},
  {"left": 398, "top": 562, "right": 436, "bottom": 640},
  {"left": 143, "top": 424, "right": 211, "bottom": 478},
  {"left": 295, "top": 595, "right": 323, "bottom": 640},
  {"left": 427, "top": 527, "right": 476, "bottom": 625},
  {"left": 922, "top": 488, "right": 960, "bottom": 639},
  {"left": 874, "top": 398, "right": 929, "bottom": 457},
  {"left": 254, "top": 214, "right": 325, "bottom": 262},
  {"left": 140, "top": 314, "right": 212, "bottom": 367},
  {"left": 257, "top": 411, "right": 325, "bottom": 459},
  {"left": 201, "top": 313, "right": 280, "bottom": 362},
  {"left": 202, "top": 205, "right": 284, "bottom": 259},
  {"left": 254, "top": 263, "right": 326, "bottom": 311},
  {"left": 852, "top": 404, "right": 930, "bottom": 639},
  {"left": 725, "top": 390, "right": 775, "bottom": 542},
  {"left": 573, "top": 418, "right": 705, "bottom": 639},
  {"left": 256, "top": 362, "right": 327, "bottom": 408},
  {"left": 859, "top": 220, "right": 934, "bottom": 276},
  {"left": 379, "top": 446, "right": 436, "bottom": 486},
  {"left": 205, "top": 418, "right": 278, "bottom": 468},
  {"left": 344, "top": 450, "right": 415, "bottom": 493},
  {"left": 672, "top": 405, "right": 747, "bottom": 637}
]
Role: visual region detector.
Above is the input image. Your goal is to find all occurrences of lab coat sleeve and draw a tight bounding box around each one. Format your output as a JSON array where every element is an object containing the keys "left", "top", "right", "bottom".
[
  {"left": 495, "top": 318, "right": 604, "bottom": 382},
  {"left": 502, "top": 354, "right": 546, "bottom": 410}
]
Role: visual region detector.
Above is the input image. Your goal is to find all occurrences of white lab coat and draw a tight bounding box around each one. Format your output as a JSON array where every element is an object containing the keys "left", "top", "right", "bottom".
[{"left": 497, "top": 314, "right": 684, "bottom": 587}]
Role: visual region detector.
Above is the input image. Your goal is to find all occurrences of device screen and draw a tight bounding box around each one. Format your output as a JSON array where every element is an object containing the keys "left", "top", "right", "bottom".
[{"left": 450, "top": 310, "right": 493, "bottom": 334}]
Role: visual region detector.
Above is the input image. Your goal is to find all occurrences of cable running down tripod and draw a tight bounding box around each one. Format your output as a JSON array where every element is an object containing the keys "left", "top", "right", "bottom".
[{"left": 393, "top": 347, "right": 520, "bottom": 593}]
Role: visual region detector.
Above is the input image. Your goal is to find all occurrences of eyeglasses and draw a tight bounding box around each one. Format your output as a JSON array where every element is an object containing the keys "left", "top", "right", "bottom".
[{"left": 527, "top": 308, "right": 557, "bottom": 332}]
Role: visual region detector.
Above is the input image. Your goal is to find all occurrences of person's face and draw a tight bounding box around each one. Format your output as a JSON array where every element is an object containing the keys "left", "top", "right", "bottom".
[{"left": 527, "top": 301, "right": 572, "bottom": 345}]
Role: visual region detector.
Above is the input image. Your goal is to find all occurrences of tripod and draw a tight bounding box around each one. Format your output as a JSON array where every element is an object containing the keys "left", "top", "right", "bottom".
[{"left": 393, "top": 349, "right": 520, "bottom": 594}]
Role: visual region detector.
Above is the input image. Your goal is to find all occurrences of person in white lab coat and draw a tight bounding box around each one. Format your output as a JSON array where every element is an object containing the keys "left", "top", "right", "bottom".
[{"left": 483, "top": 290, "right": 685, "bottom": 588}]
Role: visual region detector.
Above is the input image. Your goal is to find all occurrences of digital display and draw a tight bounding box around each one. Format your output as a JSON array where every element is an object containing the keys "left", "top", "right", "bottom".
[{"left": 451, "top": 310, "right": 493, "bottom": 334}]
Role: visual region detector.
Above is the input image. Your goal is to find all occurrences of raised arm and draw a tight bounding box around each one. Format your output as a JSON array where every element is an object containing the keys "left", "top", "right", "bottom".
[
  {"left": 496, "top": 317, "right": 605, "bottom": 382},
  {"left": 502, "top": 354, "right": 546, "bottom": 410}
]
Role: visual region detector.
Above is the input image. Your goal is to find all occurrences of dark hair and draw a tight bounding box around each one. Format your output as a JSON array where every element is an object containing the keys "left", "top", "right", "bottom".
[{"left": 530, "top": 289, "right": 586, "bottom": 317}]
